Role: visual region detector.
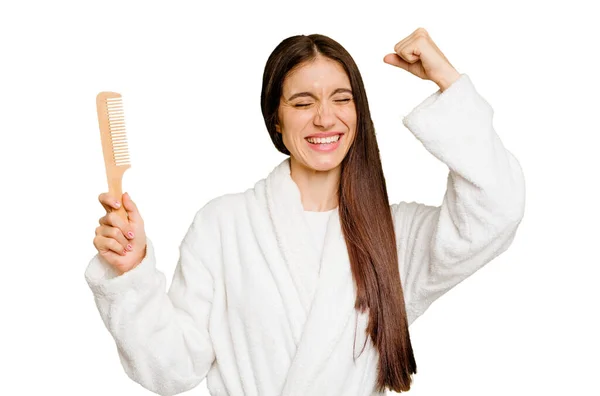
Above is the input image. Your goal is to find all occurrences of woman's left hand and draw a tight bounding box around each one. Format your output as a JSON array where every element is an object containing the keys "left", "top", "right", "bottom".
[{"left": 384, "top": 27, "right": 461, "bottom": 91}]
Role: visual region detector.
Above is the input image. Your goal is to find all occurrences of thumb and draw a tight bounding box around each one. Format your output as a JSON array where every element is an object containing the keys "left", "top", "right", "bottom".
[
  {"left": 383, "top": 53, "right": 411, "bottom": 71},
  {"left": 122, "top": 192, "right": 142, "bottom": 223}
]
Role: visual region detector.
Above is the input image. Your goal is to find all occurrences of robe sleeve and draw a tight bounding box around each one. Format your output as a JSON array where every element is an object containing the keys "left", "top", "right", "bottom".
[
  {"left": 84, "top": 207, "right": 217, "bottom": 396},
  {"left": 390, "top": 74, "right": 526, "bottom": 325}
]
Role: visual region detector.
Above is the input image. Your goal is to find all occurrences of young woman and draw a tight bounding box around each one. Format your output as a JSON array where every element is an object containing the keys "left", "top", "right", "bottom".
[{"left": 87, "top": 28, "right": 525, "bottom": 396}]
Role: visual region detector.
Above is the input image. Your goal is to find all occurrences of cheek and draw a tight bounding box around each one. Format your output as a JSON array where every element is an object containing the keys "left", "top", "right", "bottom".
[
  {"left": 281, "top": 108, "right": 306, "bottom": 129},
  {"left": 339, "top": 111, "right": 357, "bottom": 145},
  {"left": 338, "top": 109, "right": 357, "bottom": 131}
]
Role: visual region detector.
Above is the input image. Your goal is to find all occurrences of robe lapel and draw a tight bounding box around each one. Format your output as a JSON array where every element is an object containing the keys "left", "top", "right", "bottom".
[
  {"left": 265, "top": 158, "right": 358, "bottom": 395},
  {"left": 265, "top": 158, "right": 321, "bottom": 312}
]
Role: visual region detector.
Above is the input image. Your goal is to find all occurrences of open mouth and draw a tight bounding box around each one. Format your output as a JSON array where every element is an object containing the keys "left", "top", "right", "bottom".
[
  {"left": 305, "top": 133, "right": 343, "bottom": 152},
  {"left": 305, "top": 134, "right": 342, "bottom": 145}
]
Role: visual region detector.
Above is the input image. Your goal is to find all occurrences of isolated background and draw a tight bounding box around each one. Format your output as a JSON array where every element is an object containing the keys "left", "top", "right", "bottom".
[{"left": 1, "top": 0, "right": 598, "bottom": 395}]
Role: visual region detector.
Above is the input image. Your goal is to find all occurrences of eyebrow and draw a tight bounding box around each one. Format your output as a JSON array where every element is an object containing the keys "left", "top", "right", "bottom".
[{"left": 286, "top": 88, "right": 353, "bottom": 101}]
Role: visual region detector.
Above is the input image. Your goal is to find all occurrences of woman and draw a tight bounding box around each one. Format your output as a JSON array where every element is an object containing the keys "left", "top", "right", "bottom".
[{"left": 86, "top": 28, "right": 525, "bottom": 396}]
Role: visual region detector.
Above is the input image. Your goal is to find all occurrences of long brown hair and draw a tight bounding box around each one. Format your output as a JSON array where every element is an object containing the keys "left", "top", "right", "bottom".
[{"left": 260, "top": 34, "right": 416, "bottom": 392}]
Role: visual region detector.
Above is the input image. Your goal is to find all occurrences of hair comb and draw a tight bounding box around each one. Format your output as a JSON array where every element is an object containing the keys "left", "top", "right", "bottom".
[{"left": 96, "top": 92, "right": 131, "bottom": 221}]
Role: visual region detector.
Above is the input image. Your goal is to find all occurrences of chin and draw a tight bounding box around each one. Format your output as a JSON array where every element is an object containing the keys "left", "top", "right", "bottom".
[{"left": 306, "top": 156, "right": 343, "bottom": 172}]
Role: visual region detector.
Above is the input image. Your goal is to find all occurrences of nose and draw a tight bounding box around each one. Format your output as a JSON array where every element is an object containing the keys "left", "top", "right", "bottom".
[{"left": 313, "top": 101, "right": 336, "bottom": 130}]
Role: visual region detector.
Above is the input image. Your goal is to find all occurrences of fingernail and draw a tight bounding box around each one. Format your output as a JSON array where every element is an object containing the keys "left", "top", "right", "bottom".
[
  {"left": 127, "top": 244, "right": 133, "bottom": 251},
  {"left": 114, "top": 201, "right": 121, "bottom": 208},
  {"left": 123, "top": 249, "right": 127, "bottom": 255},
  {"left": 127, "top": 231, "right": 134, "bottom": 238}
]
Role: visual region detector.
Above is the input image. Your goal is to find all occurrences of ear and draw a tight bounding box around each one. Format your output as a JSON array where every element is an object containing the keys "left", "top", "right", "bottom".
[{"left": 275, "top": 123, "right": 281, "bottom": 133}]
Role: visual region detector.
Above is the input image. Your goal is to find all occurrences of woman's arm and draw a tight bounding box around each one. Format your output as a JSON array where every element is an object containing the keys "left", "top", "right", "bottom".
[
  {"left": 391, "top": 74, "right": 526, "bottom": 324},
  {"left": 85, "top": 207, "right": 217, "bottom": 396}
]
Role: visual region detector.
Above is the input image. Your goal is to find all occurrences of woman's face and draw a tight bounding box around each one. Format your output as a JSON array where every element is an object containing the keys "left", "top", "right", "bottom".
[{"left": 276, "top": 56, "right": 357, "bottom": 172}]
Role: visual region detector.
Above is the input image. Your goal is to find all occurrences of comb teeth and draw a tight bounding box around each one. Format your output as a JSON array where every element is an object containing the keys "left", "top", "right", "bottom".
[{"left": 105, "top": 97, "right": 130, "bottom": 167}]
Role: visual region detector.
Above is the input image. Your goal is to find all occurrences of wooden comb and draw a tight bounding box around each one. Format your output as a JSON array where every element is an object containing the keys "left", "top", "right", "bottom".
[{"left": 96, "top": 92, "right": 131, "bottom": 221}]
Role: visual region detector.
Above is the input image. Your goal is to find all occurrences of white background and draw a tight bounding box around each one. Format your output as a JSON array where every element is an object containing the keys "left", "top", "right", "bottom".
[{"left": 1, "top": 0, "right": 598, "bottom": 395}]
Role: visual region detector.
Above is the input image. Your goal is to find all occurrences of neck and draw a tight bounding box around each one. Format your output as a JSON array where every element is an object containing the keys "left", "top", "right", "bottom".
[{"left": 289, "top": 156, "right": 340, "bottom": 212}]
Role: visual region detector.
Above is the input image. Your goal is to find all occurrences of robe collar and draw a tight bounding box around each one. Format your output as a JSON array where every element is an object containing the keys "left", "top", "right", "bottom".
[{"left": 264, "top": 157, "right": 362, "bottom": 395}]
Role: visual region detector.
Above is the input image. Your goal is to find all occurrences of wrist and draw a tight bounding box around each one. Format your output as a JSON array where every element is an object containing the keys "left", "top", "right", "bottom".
[{"left": 436, "top": 69, "right": 461, "bottom": 92}]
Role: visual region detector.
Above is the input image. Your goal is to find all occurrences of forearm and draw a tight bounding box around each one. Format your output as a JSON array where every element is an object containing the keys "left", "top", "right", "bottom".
[{"left": 85, "top": 237, "right": 215, "bottom": 396}]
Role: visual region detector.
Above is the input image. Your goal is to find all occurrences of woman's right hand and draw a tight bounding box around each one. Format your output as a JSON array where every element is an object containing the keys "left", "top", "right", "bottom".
[{"left": 93, "top": 192, "right": 148, "bottom": 275}]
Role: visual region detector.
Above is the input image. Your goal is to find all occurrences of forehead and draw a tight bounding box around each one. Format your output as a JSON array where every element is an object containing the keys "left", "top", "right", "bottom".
[{"left": 283, "top": 57, "right": 350, "bottom": 93}]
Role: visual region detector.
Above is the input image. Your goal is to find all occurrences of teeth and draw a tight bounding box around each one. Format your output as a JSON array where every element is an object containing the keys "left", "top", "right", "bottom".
[{"left": 307, "top": 135, "right": 340, "bottom": 144}]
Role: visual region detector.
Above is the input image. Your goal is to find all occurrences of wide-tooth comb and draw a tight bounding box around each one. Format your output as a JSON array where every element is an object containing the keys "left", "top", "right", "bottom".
[{"left": 96, "top": 91, "right": 131, "bottom": 221}]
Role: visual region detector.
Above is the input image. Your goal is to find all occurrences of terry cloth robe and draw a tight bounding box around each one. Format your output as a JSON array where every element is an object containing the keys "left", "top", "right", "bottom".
[{"left": 84, "top": 73, "right": 526, "bottom": 396}]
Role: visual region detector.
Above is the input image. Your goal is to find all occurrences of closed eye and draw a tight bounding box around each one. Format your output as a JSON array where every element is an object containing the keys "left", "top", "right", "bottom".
[{"left": 294, "top": 98, "right": 352, "bottom": 108}]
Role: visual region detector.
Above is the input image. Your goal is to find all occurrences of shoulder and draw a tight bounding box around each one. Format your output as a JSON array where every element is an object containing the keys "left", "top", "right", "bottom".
[
  {"left": 187, "top": 166, "right": 273, "bottom": 233},
  {"left": 191, "top": 180, "right": 266, "bottom": 227},
  {"left": 390, "top": 200, "right": 438, "bottom": 222},
  {"left": 390, "top": 200, "right": 440, "bottom": 237},
  {"left": 191, "top": 192, "right": 246, "bottom": 225}
]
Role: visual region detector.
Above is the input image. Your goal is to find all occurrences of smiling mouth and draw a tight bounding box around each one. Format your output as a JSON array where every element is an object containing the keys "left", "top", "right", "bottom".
[
  {"left": 304, "top": 133, "right": 344, "bottom": 153},
  {"left": 305, "top": 134, "right": 343, "bottom": 144}
]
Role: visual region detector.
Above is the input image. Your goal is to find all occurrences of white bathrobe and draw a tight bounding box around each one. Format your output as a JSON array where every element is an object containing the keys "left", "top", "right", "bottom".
[{"left": 85, "top": 73, "right": 526, "bottom": 396}]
